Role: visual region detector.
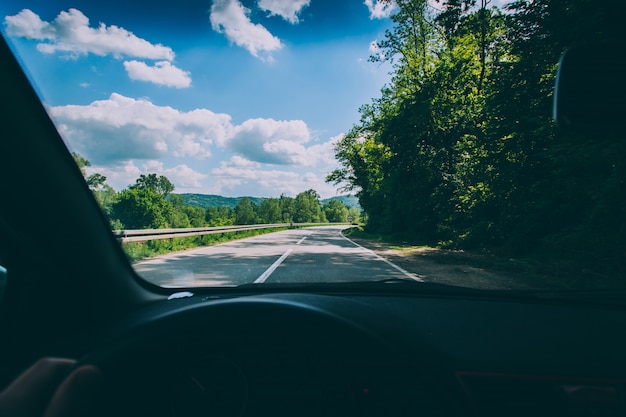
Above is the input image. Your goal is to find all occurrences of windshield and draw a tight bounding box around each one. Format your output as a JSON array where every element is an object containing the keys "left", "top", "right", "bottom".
[{"left": 2, "top": 0, "right": 623, "bottom": 292}]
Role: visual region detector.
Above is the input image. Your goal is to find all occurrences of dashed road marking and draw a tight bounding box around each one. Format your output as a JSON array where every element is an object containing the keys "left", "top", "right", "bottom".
[{"left": 254, "top": 249, "right": 293, "bottom": 283}]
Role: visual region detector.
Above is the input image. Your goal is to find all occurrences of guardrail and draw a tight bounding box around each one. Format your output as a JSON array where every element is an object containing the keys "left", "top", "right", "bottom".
[{"left": 113, "top": 223, "right": 342, "bottom": 243}]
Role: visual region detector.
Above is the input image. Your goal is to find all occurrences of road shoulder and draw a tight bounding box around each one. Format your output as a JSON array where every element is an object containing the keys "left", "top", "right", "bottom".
[{"left": 344, "top": 234, "right": 557, "bottom": 291}]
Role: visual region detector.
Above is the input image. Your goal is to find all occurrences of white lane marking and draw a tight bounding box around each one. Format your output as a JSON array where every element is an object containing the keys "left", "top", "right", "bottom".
[
  {"left": 340, "top": 232, "right": 425, "bottom": 282},
  {"left": 296, "top": 236, "right": 307, "bottom": 245},
  {"left": 254, "top": 249, "right": 293, "bottom": 284}
]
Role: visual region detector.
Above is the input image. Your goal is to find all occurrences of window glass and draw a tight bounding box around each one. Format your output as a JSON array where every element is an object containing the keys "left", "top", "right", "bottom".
[{"left": 2, "top": 0, "right": 623, "bottom": 291}]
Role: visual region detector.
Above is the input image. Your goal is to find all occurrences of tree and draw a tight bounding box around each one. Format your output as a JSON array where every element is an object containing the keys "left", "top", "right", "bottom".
[
  {"left": 130, "top": 173, "right": 174, "bottom": 197},
  {"left": 293, "top": 190, "right": 325, "bottom": 223},
  {"left": 206, "top": 206, "right": 234, "bottom": 226},
  {"left": 234, "top": 197, "right": 258, "bottom": 225},
  {"left": 183, "top": 206, "right": 206, "bottom": 227},
  {"left": 92, "top": 184, "right": 118, "bottom": 217},
  {"left": 258, "top": 198, "right": 282, "bottom": 224},
  {"left": 347, "top": 207, "right": 362, "bottom": 224},
  {"left": 112, "top": 188, "right": 172, "bottom": 229},
  {"left": 70, "top": 152, "right": 119, "bottom": 220},
  {"left": 279, "top": 194, "right": 295, "bottom": 223},
  {"left": 324, "top": 200, "right": 349, "bottom": 223},
  {"left": 86, "top": 173, "right": 106, "bottom": 189},
  {"left": 71, "top": 152, "right": 90, "bottom": 177}
]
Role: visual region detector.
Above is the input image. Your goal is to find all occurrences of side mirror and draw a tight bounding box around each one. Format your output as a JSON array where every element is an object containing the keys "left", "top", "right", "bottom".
[{"left": 553, "top": 43, "right": 626, "bottom": 132}]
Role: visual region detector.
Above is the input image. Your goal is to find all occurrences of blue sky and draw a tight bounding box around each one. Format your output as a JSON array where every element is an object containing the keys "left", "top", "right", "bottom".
[{"left": 1, "top": 0, "right": 508, "bottom": 198}]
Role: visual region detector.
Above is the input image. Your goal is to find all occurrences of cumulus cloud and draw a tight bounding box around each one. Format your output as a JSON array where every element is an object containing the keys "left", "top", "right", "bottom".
[
  {"left": 47, "top": 94, "right": 333, "bottom": 170},
  {"left": 364, "top": 0, "right": 397, "bottom": 19},
  {"left": 84, "top": 160, "right": 142, "bottom": 191},
  {"left": 211, "top": 160, "right": 338, "bottom": 197},
  {"left": 4, "top": 8, "right": 174, "bottom": 60},
  {"left": 228, "top": 118, "right": 312, "bottom": 165},
  {"left": 229, "top": 155, "right": 261, "bottom": 168},
  {"left": 49, "top": 93, "right": 232, "bottom": 164},
  {"left": 211, "top": 161, "right": 300, "bottom": 195},
  {"left": 141, "top": 161, "right": 208, "bottom": 188},
  {"left": 258, "top": 0, "right": 310, "bottom": 24},
  {"left": 209, "top": 0, "right": 283, "bottom": 60},
  {"left": 123, "top": 60, "right": 191, "bottom": 88},
  {"left": 4, "top": 8, "right": 54, "bottom": 40},
  {"left": 308, "top": 134, "right": 344, "bottom": 166},
  {"left": 86, "top": 160, "right": 207, "bottom": 190}
]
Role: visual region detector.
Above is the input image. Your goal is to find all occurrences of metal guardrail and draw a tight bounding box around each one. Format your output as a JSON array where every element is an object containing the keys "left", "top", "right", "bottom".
[{"left": 113, "top": 223, "right": 340, "bottom": 243}]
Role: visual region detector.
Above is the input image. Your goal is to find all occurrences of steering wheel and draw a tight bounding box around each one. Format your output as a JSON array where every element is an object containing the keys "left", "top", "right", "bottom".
[{"left": 75, "top": 294, "right": 460, "bottom": 417}]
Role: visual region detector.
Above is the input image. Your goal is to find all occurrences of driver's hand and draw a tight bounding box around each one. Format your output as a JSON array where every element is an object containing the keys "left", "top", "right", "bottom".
[{"left": 0, "top": 358, "right": 101, "bottom": 417}]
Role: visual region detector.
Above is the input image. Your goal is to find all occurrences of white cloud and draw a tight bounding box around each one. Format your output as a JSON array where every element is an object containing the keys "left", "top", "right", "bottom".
[
  {"left": 209, "top": 0, "right": 283, "bottom": 60},
  {"left": 258, "top": 0, "right": 310, "bottom": 24},
  {"left": 49, "top": 93, "right": 232, "bottom": 164},
  {"left": 211, "top": 160, "right": 339, "bottom": 198},
  {"left": 369, "top": 40, "right": 380, "bottom": 54},
  {"left": 364, "top": 0, "right": 397, "bottom": 19},
  {"left": 5, "top": 8, "right": 175, "bottom": 60},
  {"left": 368, "top": 39, "right": 386, "bottom": 61},
  {"left": 123, "top": 60, "right": 191, "bottom": 88},
  {"left": 85, "top": 160, "right": 142, "bottom": 191},
  {"left": 87, "top": 160, "right": 207, "bottom": 190},
  {"left": 141, "top": 161, "right": 208, "bottom": 188},
  {"left": 4, "top": 8, "right": 54, "bottom": 40},
  {"left": 229, "top": 155, "right": 261, "bottom": 168},
  {"left": 308, "top": 133, "right": 344, "bottom": 166},
  {"left": 228, "top": 118, "right": 312, "bottom": 165},
  {"left": 47, "top": 94, "right": 334, "bottom": 169}
]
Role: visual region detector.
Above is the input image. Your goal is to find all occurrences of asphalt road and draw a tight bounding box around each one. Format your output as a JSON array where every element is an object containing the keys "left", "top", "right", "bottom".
[{"left": 134, "top": 226, "right": 423, "bottom": 287}]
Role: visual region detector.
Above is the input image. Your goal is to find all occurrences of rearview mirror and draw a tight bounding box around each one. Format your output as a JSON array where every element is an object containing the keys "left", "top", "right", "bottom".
[{"left": 553, "top": 43, "right": 626, "bottom": 132}]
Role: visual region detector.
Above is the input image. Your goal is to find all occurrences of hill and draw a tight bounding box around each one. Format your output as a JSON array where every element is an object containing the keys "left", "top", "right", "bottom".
[
  {"left": 178, "top": 194, "right": 264, "bottom": 209},
  {"left": 321, "top": 195, "right": 361, "bottom": 209},
  {"left": 178, "top": 193, "right": 360, "bottom": 210}
]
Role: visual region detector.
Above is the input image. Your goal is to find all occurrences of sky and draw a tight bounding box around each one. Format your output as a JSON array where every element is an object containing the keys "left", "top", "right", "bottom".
[{"left": 1, "top": 0, "right": 509, "bottom": 199}]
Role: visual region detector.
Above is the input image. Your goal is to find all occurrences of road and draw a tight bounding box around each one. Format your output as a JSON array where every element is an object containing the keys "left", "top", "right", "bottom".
[{"left": 134, "top": 226, "right": 423, "bottom": 287}]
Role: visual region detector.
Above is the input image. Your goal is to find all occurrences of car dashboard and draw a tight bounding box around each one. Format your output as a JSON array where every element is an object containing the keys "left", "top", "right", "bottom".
[{"left": 84, "top": 291, "right": 626, "bottom": 417}]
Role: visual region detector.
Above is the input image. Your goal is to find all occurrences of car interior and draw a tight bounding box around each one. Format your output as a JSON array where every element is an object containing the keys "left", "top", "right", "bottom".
[{"left": 1, "top": 8, "right": 626, "bottom": 417}]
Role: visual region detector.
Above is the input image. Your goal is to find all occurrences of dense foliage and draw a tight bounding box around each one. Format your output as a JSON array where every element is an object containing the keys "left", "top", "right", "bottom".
[{"left": 327, "top": 0, "right": 625, "bottom": 278}]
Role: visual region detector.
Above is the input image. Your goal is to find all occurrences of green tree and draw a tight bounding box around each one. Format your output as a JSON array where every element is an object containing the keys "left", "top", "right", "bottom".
[
  {"left": 258, "top": 198, "right": 282, "bottom": 224},
  {"left": 234, "top": 197, "right": 258, "bottom": 225},
  {"left": 279, "top": 194, "right": 295, "bottom": 223},
  {"left": 183, "top": 206, "right": 207, "bottom": 227},
  {"left": 71, "top": 152, "right": 119, "bottom": 220},
  {"left": 347, "top": 207, "right": 361, "bottom": 224},
  {"left": 323, "top": 200, "right": 349, "bottom": 223},
  {"left": 92, "top": 184, "right": 118, "bottom": 217},
  {"left": 293, "top": 190, "right": 325, "bottom": 223},
  {"left": 112, "top": 188, "right": 172, "bottom": 229},
  {"left": 131, "top": 173, "right": 174, "bottom": 197},
  {"left": 71, "top": 152, "right": 90, "bottom": 177},
  {"left": 206, "top": 206, "right": 234, "bottom": 226}
]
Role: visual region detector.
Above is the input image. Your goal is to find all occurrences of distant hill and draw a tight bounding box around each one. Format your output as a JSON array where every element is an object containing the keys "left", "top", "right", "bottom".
[
  {"left": 321, "top": 195, "right": 361, "bottom": 209},
  {"left": 178, "top": 193, "right": 360, "bottom": 210},
  {"left": 178, "top": 194, "right": 264, "bottom": 209}
]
